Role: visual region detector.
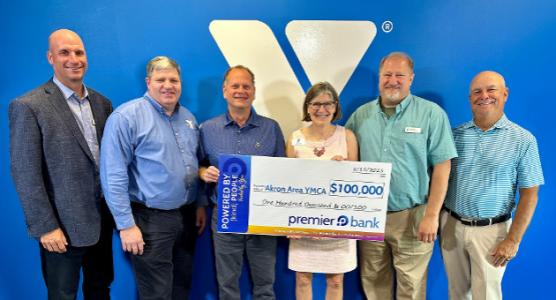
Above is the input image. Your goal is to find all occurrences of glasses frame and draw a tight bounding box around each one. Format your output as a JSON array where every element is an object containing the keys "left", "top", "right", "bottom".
[{"left": 308, "top": 101, "right": 337, "bottom": 110}]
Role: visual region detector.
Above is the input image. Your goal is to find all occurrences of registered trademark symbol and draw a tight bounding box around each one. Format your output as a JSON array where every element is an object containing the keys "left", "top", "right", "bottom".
[{"left": 382, "top": 20, "right": 393, "bottom": 33}]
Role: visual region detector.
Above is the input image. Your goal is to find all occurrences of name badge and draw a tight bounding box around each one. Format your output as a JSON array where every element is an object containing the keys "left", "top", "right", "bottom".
[
  {"left": 405, "top": 127, "right": 421, "bottom": 134},
  {"left": 292, "top": 137, "right": 305, "bottom": 146}
]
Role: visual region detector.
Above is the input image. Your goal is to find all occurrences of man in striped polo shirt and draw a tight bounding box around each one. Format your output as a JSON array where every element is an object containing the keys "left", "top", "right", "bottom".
[{"left": 441, "top": 71, "right": 544, "bottom": 299}]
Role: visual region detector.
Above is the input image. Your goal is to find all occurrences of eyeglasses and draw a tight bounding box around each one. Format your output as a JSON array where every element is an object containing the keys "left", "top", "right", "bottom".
[{"left": 308, "top": 101, "right": 337, "bottom": 110}]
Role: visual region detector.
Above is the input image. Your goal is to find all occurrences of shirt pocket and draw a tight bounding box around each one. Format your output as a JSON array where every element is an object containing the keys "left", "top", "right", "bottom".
[{"left": 393, "top": 128, "right": 427, "bottom": 159}]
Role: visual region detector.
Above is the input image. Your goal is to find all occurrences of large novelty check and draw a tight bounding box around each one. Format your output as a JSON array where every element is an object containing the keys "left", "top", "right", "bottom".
[{"left": 217, "top": 155, "right": 392, "bottom": 241}]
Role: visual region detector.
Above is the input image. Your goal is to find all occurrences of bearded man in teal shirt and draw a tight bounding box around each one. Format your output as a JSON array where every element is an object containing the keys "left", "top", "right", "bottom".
[{"left": 346, "top": 52, "right": 457, "bottom": 300}]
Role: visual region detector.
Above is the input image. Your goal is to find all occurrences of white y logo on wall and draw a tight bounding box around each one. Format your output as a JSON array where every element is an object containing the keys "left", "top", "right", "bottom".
[{"left": 210, "top": 20, "right": 377, "bottom": 137}]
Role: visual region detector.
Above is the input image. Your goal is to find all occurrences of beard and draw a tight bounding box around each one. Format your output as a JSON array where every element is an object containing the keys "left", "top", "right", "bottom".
[{"left": 381, "top": 88, "right": 403, "bottom": 106}]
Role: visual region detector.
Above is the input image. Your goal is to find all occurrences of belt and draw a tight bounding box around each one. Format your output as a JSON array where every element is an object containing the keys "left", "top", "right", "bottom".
[
  {"left": 130, "top": 201, "right": 181, "bottom": 212},
  {"left": 443, "top": 207, "right": 511, "bottom": 226},
  {"left": 387, "top": 204, "right": 423, "bottom": 214}
]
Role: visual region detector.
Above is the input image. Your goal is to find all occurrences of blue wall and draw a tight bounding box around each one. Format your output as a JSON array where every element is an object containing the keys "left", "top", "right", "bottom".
[{"left": 1, "top": 1, "right": 554, "bottom": 299}]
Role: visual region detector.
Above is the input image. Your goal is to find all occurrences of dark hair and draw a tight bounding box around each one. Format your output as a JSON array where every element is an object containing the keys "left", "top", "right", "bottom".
[
  {"left": 222, "top": 65, "right": 255, "bottom": 85},
  {"left": 302, "top": 82, "right": 342, "bottom": 122}
]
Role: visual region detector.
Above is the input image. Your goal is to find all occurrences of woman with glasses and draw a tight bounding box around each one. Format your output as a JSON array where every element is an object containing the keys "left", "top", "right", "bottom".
[{"left": 286, "top": 82, "right": 359, "bottom": 300}]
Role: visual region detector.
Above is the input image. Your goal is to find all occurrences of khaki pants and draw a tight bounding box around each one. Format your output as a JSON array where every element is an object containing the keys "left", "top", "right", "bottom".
[
  {"left": 440, "top": 211, "right": 510, "bottom": 300},
  {"left": 359, "top": 205, "right": 433, "bottom": 300}
]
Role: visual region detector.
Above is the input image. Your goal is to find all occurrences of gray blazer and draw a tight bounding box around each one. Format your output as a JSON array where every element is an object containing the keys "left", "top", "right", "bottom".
[{"left": 9, "top": 79, "right": 112, "bottom": 247}]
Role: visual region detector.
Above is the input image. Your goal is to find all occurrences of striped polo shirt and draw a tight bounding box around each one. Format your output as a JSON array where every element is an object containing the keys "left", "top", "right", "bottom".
[{"left": 445, "top": 115, "right": 544, "bottom": 218}]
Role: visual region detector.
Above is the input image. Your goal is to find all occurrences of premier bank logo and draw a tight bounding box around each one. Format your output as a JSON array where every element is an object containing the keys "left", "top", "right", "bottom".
[
  {"left": 209, "top": 20, "right": 377, "bottom": 137},
  {"left": 287, "top": 214, "right": 380, "bottom": 229}
]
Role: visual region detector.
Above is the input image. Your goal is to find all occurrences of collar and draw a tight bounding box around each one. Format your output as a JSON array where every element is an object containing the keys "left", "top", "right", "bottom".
[
  {"left": 375, "top": 94, "right": 413, "bottom": 114},
  {"left": 144, "top": 92, "right": 180, "bottom": 115},
  {"left": 223, "top": 109, "right": 261, "bottom": 128},
  {"left": 465, "top": 114, "right": 510, "bottom": 130},
  {"left": 53, "top": 76, "right": 89, "bottom": 100}
]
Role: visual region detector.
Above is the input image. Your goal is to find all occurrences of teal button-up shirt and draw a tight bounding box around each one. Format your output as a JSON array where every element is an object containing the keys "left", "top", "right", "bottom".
[{"left": 346, "top": 94, "right": 457, "bottom": 211}]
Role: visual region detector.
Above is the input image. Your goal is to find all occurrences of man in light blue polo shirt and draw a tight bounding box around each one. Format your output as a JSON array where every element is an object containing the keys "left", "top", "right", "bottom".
[
  {"left": 441, "top": 71, "right": 544, "bottom": 300},
  {"left": 101, "top": 56, "right": 206, "bottom": 299},
  {"left": 346, "top": 52, "right": 457, "bottom": 300}
]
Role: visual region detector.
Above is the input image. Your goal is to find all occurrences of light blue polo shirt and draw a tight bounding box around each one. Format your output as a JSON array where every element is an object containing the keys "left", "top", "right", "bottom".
[
  {"left": 101, "top": 93, "right": 200, "bottom": 230},
  {"left": 445, "top": 115, "right": 544, "bottom": 218},
  {"left": 346, "top": 94, "right": 457, "bottom": 211}
]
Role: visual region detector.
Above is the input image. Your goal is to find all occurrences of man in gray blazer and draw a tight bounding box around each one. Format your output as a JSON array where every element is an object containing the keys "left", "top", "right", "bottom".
[{"left": 9, "top": 29, "right": 114, "bottom": 300}]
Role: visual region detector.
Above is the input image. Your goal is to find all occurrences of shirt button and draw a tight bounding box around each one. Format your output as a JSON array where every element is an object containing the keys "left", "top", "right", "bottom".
[{"left": 384, "top": 148, "right": 388, "bottom": 152}]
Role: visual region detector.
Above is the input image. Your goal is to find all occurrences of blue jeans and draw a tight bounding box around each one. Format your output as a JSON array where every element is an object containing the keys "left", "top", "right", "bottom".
[{"left": 212, "top": 209, "right": 276, "bottom": 300}]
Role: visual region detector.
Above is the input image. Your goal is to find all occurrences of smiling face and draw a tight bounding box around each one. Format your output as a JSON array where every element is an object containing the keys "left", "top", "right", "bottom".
[
  {"left": 47, "top": 29, "right": 87, "bottom": 91},
  {"left": 469, "top": 71, "right": 508, "bottom": 122},
  {"left": 146, "top": 68, "right": 181, "bottom": 114},
  {"left": 223, "top": 68, "right": 256, "bottom": 111},
  {"left": 378, "top": 55, "right": 414, "bottom": 107},
  {"left": 306, "top": 92, "right": 337, "bottom": 126}
]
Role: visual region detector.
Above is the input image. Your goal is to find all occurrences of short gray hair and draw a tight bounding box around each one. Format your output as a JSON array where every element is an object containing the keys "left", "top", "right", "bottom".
[
  {"left": 146, "top": 56, "right": 181, "bottom": 78},
  {"left": 223, "top": 65, "right": 255, "bottom": 85},
  {"left": 379, "top": 52, "right": 414, "bottom": 73}
]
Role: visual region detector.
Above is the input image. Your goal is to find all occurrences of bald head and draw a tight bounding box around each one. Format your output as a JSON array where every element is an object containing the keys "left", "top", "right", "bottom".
[
  {"left": 47, "top": 29, "right": 88, "bottom": 94},
  {"left": 469, "top": 71, "right": 506, "bottom": 95},
  {"left": 48, "top": 29, "right": 83, "bottom": 51},
  {"left": 468, "top": 70, "right": 509, "bottom": 129}
]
